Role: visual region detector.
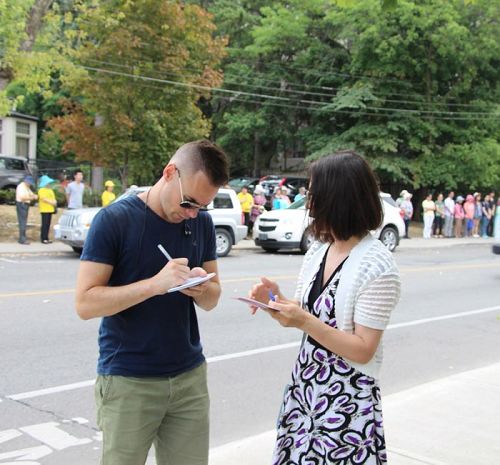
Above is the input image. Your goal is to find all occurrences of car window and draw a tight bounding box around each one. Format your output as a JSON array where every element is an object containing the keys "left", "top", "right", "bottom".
[
  {"left": 287, "top": 197, "right": 307, "bottom": 209},
  {"left": 213, "top": 193, "right": 233, "bottom": 209},
  {"left": 382, "top": 196, "right": 398, "bottom": 208},
  {"left": 0, "top": 158, "right": 5, "bottom": 170},
  {"left": 4, "top": 158, "right": 25, "bottom": 170}
]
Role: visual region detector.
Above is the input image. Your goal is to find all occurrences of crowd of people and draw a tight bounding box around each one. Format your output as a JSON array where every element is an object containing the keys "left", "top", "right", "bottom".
[
  {"left": 14, "top": 170, "right": 117, "bottom": 245},
  {"left": 397, "top": 189, "right": 498, "bottom": 239}
]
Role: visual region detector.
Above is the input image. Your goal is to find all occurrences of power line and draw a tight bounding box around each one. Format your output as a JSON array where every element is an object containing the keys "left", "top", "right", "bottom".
[
  {"left": 80, "top": 64, "right": 499, "bottom": 121},
  {"left": 82, "top": 57, "right": 497, "bottom": 112}
]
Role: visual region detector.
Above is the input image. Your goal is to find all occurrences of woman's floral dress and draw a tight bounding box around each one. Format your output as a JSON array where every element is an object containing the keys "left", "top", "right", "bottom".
[{"left": 272, "top": 257, "right": 387, "bottom": 465}]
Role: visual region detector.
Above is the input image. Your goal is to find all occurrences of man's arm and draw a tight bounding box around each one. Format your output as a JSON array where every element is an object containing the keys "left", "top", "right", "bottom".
[
  {"left": 181, "top": 259, "right": 221, "bottom": 311},
  {"left": 75, "top": 258, "right": 191, "bottom": 320}
]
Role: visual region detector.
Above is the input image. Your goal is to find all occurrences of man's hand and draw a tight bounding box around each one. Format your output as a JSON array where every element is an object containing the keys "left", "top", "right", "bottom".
[
  {"left": 181, "top": 267, "right": 210, "bottom": 298},
  {"left": 150, "top": 258, "right": 190, "bottom": 295}
]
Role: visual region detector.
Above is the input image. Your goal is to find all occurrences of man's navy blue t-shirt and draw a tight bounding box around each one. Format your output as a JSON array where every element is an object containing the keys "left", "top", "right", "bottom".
[{"left": 81, "top": 195, "right": 217, "bottom": 377}]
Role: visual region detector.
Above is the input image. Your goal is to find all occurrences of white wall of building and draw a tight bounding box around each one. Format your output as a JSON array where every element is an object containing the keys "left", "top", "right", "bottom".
[{"left": 0, "top": 115, "right": 37, "bottom": 161}]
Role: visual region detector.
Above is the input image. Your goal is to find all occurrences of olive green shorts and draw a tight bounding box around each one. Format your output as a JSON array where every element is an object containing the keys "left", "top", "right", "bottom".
[{"left": 95, "top": 362, "right": 209, "bottom": 465}]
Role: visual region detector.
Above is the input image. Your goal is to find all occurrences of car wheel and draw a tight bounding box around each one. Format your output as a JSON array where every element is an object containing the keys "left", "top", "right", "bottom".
[
  {"left": 300, "top": 228, "right": 314, "bottom": 254},
  {"left": 215, "top": 228, "right": 232, "bottom": 257},
  {"left": 72, "top": 246, "right": 83, "bottom": 254},
  {"left": 379, "top": 226, "right": 398, "bottom": 252}
]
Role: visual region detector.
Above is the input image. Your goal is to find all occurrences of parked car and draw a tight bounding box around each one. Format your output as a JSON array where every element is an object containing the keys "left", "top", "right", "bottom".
[
  {"left": 253, "top": 192, "right": 405, "bottom": 253},
  {"left": 228, "top": 177, "right": 260, "bottom": 193},
  {"left": 54, "top": 187, "right": 247, "bottom": 257},
  {"left": 0, "top": 154, "right": 31, "bottom": 191}
]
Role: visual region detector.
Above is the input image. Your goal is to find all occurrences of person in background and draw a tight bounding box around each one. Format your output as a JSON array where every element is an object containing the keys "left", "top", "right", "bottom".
[
  {"left": 422, "top": 193, "right": 435, "bottom": 239},
  {"left": 487, "top": 192, "right": 496, "bottom": 237},
  {"left": 494, "top": 197, "right": 500, "bottom": 239},
  {"left": 480, "top": 194, "right": 492, "bottom": 238},
  {"left": 396, "top": 189, "right": 409, "bottom": 207},
  {"left": 400, "top": 192, "right": 413, "bottom": 239},
  {"left": 294, "top": 186, "right": 307, "bottom": 202},
  {"left": 15, "top": 175, "right": 38, "bottom": 245},
  {"left": 249, "top": 184, "right": 266, "bottom": 235},
  {"left": 37, "top": 175, "right": 57, "bottom": 244},
  {"left": 101, "top": 180, "right": 116, "bottom": 207},
  {"left": 432, "top": 193, "right": 445, "bottom": 238},
  {"left": 272, "top": 187, "right": 287, "bottom": 210},
  {"left": 75, "top": 140, "right": 228, "bottom": 465},
  {"left": 454, "top": 195, "right": 465, "bottom": 238},
  {"left": 444, "top": 191, "right": 455, "bottom": 238},
  {"left": 463, "top": 194, "right": 475, "bottom": 237},
  {"left": 248, "top": 151, "right": 400, "bottom": 464},
  {"left": 237, "top": 186, "right": 254, "bottom": 232},
  {"left": 473, "top": 193, "right": 482, "bottom": 238},
  {"left": 66, "top": 169, "right": 85, "bottom": 209}
]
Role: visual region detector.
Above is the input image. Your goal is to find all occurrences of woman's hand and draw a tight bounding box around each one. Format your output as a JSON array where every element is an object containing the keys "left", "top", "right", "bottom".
[
  {"left": 248, "top": 277, "right": 283, "bottom": 314},
  {"left": 266, "top": 299, "right": 311, "bottom": 329}
]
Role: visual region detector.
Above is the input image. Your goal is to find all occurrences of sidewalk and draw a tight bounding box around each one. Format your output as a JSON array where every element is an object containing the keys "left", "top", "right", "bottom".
[
  {"left": 0, "top": 235, "right": 496, "bottom": 255},
  {"left": 209, "top": 363, "right": 500, "bottom": 465}
]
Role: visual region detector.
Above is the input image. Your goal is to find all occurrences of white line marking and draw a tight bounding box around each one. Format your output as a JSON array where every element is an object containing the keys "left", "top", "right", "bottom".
[
  {"left": 20, "top": 422, "right": 92, "bottom": 450},
  {"left": 5, "top": 304, "right": 500, "bottom": 401},
  {"left": 387, "top": 305, "right": 500, "bottom": 330},
  {"left": 7, "top": 380, "right": 95, "bottom": 401}
]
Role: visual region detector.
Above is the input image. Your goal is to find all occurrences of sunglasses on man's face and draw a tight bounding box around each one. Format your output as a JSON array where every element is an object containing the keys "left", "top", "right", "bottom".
[{"left": 176, "top": 169, "right": 208, "bottom": 210}]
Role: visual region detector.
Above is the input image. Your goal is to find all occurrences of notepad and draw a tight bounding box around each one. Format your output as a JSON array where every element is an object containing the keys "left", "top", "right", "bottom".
[
  {"left": 233, "top": 296, "right": 278, "bottom": 311},
  {"left": 167, "top": 273, "right": 216, "bottom": 293}
]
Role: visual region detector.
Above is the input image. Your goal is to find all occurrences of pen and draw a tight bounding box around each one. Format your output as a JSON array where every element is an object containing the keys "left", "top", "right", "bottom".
[
  {"left": 268, "top": 290, "right": 277, "bottom": 302},
  {"left": 157, "top": 244, "right": 173, "bottom": 261}
]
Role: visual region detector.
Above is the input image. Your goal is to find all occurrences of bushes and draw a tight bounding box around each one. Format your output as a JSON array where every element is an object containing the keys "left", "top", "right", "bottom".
[{"left": 0, "top": 189, "right": 16, "bottom": 204}]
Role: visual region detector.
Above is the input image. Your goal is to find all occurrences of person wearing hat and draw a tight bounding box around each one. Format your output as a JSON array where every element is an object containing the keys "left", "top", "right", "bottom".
[
  {"left": 38, "top": 175, "right": 57, "bottom": 244},
  {"left": 250, "top": 184, "right": 266, "bottom": 235},
  {"left": 101, "top": 180, "right": 116, "bottom": 207},
  {"left": 15, "top": 175, "right": 38, "bottom": 245},
  {"left": 454, "top": 195, "right": 465, "bottom": 238}
]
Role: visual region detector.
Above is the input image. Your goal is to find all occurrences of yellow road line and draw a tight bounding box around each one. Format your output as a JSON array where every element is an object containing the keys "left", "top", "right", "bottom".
[{"left": 1, "top": 262, "right": 499, "bottom": 299}]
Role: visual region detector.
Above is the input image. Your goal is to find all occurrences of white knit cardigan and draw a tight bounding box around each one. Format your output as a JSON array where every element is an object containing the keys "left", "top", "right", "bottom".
[{"left": 295, "top": 234, "right": 401, "bottom": 380}]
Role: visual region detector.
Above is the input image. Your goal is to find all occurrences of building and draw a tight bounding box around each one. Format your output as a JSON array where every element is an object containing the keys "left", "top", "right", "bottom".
[{"left": 0, "top": 112, "right": 38, "bottom": 162}]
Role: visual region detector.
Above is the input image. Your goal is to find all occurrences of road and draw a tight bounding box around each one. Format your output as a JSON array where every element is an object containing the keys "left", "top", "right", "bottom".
[{"left": 1, "top": 243, "right": 499, "bottom": 464}]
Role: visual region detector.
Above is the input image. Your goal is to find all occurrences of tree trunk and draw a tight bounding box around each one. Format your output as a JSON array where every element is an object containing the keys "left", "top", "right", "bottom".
[
  {"left": 19, "top": 0, "right": 55, "bottom": 52},
  {"left": 0, "top": 0, "right": 54, "bottom": 92},
  {"left": 253, "top": 132, "right": 261, "bottom": 178}
]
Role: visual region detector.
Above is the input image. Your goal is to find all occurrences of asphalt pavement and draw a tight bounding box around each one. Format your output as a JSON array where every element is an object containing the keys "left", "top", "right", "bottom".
[{"left": 2, "top": 235, "right": 499, "bottom": 465}]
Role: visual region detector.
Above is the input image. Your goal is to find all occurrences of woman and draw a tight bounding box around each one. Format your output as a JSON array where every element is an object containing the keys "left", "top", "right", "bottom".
[
  {"left": 37, "top": 175, "right": 57, "bottom": 244},
  {"left": 473, "top": 193, "right": 482, "bottom": 237},
  {"left": 249, "top": 151, "right": 401, "bottom": 464},
  {"left": 249, "top": 184, "right": 266, "bottom": 234},
  {"left": 454, "top": 196, "right": 465, "bottom": 238},
  {"left": 400, "top": 192, "right": 413, "bottom": 238},
  {"left": 432, "top": 193, "right": 445, "bottom": 237},
  {"left": 421, "top": 193, "right": 435, "bottom": 239},
  {"left": 101, "top": 180, "right": 116, "bottom": 207}
]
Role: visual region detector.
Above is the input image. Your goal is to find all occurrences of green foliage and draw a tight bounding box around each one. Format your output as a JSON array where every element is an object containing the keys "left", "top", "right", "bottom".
[
  {"left": 210, "top": 0, "right": 500, "bottom": 191},
  {"left": 0, "top": 188, "right": 16, "bottom": 204}
]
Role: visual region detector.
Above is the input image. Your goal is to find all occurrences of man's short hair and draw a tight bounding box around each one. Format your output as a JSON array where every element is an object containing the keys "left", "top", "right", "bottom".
[
  {"left": 74, "top": 169, "right": 83, "bottom": 176},
  {"left": 174, "top": 140, "right": 229, "bottom": 186},
  {"left": 308, "top": 150, "right": 382, "bottom": 242}
]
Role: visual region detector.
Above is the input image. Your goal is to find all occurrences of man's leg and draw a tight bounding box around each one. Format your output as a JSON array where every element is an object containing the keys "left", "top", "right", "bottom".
[
  {"left": 95, "top": 375, "right": 170, "bottom": 465},
  {"left": 16, "top": 202, "right": 29, "bottom": 243},
  {"left": 154, "top": 363, "right": 210, "bottom": 465}
]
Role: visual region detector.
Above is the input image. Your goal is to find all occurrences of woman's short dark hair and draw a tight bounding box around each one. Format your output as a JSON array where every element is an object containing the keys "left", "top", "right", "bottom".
[{"left": 308, "top": 150, "right": 382, "bottom": 242}]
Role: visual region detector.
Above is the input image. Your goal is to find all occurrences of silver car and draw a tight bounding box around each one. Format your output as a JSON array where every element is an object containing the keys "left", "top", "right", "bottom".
[{"left": 54, "top": 187, "right": 247, "bottom": 257}]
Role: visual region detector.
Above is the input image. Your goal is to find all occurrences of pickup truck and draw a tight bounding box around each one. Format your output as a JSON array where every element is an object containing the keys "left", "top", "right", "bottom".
[{"left": 54, "top": 187, "right": 247, "bottom": 257}]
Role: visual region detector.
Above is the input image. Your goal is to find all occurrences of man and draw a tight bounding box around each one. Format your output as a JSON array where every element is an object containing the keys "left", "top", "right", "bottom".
[
  {"left": 15, "top": 175, "right": 37, "bottom": 244},
  {"left": 444, "top": 191, "right": 455, "bottom": 238},
  {"left": 487, "top": 191, "right": 496, "bottom": 237},
  {"left": 237, "top": 185, "right": 253, "bottom": 229},
  {"left": 75, "top": 140, "right": 229, "bottom": 465},
  {"left": 66, "top": 169, "right": 85, "bottom": 209}
]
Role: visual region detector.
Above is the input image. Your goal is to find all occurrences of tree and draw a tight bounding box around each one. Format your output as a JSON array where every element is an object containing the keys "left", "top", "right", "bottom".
[{"left": 48, "top": 0, "right": 227, "bottom": 187}]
